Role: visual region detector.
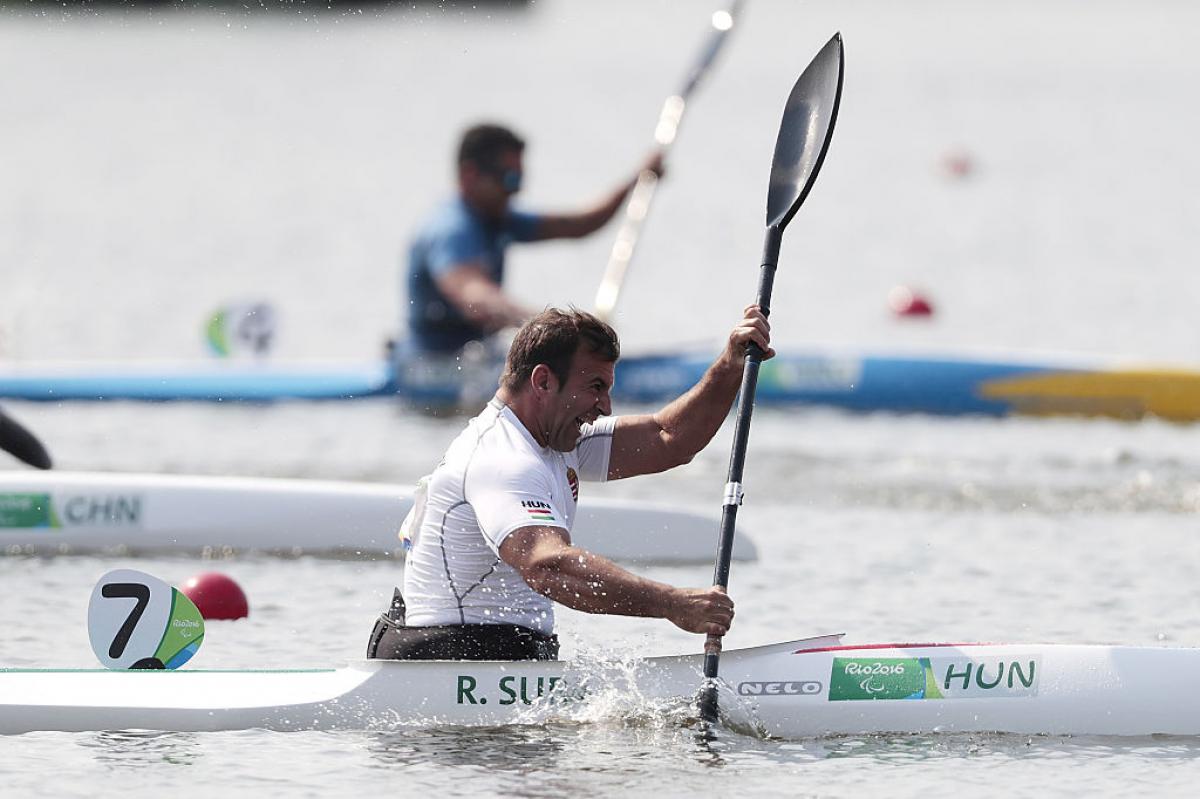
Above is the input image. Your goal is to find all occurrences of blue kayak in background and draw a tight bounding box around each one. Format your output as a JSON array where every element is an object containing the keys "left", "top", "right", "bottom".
[{"left": 1, "top": 349, "right": 1198, "bottom": 421}]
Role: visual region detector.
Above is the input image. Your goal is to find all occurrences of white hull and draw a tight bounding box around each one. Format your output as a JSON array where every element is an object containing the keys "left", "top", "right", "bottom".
[
  {"left": 0, "top": 471, "right": 756, "bottom": 563},
  {"left": 3, "top": 636, "right": 1199, "bottom": 738}
]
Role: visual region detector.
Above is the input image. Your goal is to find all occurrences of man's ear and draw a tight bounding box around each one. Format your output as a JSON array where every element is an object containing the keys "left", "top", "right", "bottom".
[
  {"left": 530, "top": 364, "right": 556, "bottom": 394},
  {"left": 458, "top": 162, "right": 480, "bottom": 191}
]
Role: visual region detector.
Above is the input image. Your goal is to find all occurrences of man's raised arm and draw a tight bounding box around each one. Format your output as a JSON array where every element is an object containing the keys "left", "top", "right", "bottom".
[{"left": 607, "top": 305, "right": 774, "bottom": 480}]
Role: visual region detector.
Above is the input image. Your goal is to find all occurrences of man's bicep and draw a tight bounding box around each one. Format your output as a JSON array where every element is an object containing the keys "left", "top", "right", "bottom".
[
  {"left": 427, "top": 223, "right": 486, "bottom": 276},
  {"left": 498, "top": 526, "right": 571, "bottom": 572},
  {"left": 509, "top": 210, "right": 544, "bottom": 242},
  {"left": 607, "top": 414, "right": 676, "bottom": 479}
]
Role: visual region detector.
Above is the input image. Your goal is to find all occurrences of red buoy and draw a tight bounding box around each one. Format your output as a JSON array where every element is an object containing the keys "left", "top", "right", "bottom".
[
  {"left": 888, "top": 286, "right": 934, "bottom": 318},
  {"left": 182, "top": 572, "right": 249, "bottom": 620},
  {"left": 941, "top": 150, "right": 975, "bottom": 179}
]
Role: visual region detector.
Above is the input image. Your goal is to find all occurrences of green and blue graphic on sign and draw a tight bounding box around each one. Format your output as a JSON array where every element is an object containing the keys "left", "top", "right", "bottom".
[
  {"left": 205, "top": 301, "right": 275, "bottom": 358},
  {"left": 829, "top": 655, "right": 1039, "bottom": 701},
  {"left": 0, "top": 493, "right": 60, "bottom": 529},
  {"left": 757, "top": 356, "right": 861, "bottom": 392}
]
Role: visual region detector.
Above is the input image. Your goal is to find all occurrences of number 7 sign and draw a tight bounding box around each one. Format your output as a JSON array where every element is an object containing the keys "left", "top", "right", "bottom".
[{"left": 87, "top": 569, "right": 205, "bottom": 670}]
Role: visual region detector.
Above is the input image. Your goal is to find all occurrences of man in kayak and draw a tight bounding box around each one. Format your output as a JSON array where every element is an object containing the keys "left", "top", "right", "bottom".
[
  {"left": 402, "top": 123, "right": 663, "bottom": 356},
  {"left": 369, "top": 304, "right": 772, "bottom": 661}
]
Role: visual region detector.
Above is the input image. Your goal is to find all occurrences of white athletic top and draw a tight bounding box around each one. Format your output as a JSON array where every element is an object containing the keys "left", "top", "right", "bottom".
[{"left": 402, "top": 398, "right": 616, "bottom": 634}]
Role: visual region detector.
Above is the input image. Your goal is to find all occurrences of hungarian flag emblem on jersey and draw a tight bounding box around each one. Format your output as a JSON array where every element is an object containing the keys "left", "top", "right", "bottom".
[
  {"left": 521, "top": 499, "right": 556, "bottom": 522},
  {"left": 566, "top": 467, "right": 579, "bottom": 501}
]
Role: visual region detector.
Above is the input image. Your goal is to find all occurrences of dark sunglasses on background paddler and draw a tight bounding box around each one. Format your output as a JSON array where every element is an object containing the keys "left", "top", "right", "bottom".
[{"left": 480, "top": 162, "right": 523, "bottom": 193}]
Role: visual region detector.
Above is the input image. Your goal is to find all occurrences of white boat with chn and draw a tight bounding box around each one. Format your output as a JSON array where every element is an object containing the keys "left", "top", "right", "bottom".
[{"left": 0, "top": 471, "right": 756, "bottom": 563}]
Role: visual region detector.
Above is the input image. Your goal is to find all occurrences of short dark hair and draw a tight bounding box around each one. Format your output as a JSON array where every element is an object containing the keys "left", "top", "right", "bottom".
[
  {"left": 501, "top": 308, "right": 620, "bottom": 392},
  {"left": 458, "top": 124, "right": 525, "bottom": 171}
]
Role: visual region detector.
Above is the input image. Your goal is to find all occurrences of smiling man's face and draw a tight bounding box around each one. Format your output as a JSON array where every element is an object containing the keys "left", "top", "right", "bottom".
[{"left": 541, "top": 346, "right": 615, "bottom": 452}]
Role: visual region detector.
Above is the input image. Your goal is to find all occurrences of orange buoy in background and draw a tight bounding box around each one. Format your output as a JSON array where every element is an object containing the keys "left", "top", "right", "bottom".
[
  {"left": 182, "top": 572, "right": 249, "bottom": 620},
  {"left": 888, "top": 286, "right": 934, "bottom": 318}
]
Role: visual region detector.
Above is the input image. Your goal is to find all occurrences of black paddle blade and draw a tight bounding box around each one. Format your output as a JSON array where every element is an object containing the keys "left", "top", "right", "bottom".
[
  {"left": 765, "top": 32, "right": 844, "bottom": 230},
  {"left": 0, "top": 407, "right": 52, "bottom": 469}
]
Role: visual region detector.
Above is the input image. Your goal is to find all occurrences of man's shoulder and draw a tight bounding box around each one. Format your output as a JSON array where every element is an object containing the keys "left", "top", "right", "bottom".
[
  {"left": 417, "top": 197, "right": 478, "bottom": 236},
  {"left": 411, "top": 199, "right": 491, "bottom": 271},
  {"left": 408, "top": 198, "right": 470, "bottom": 248},
  {"left": 458, "top": 408, "right": 546, "bottom": 476},
  {"left": 477, "top": 411, "right": 541, "bottom": 457},
  {"left": 446, "top": 403, "right": 529, "bottom": 455}
]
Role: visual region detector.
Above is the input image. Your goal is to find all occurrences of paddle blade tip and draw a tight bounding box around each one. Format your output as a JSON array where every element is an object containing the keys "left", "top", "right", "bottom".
[{"left": 764, "top": 33, "right": 846, "bottom": 229}]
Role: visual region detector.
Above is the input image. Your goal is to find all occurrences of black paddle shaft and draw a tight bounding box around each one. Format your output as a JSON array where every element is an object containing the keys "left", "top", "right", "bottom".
[
  {"left": 710, "top": 227, "right": 781, "bottom": 590},
  {"left": 700, "top": 227, "right": 780, "bottom": 673},
  {"left": 697, "top": 33, "right": 844, "bottom": 727}
]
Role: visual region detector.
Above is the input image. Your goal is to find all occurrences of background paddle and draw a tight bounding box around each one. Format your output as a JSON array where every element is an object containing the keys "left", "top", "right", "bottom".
[
  {"left": 593, "top": 1, "right": 744, "bottom": 323},
  {"left": 698, "top": 33, "right": 845, "bottom": 726},
  {"left": 0, "top": 405, "right": 52, "bottom": 469}
]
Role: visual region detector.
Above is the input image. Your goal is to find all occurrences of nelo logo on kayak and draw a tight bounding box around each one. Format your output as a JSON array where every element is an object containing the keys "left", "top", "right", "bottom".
[
  {"left": 737, "top": 680, "right": 822, "bottom": 697},
  {"left": 829, "top": 656, "right": 1040, "bottom": 701}
]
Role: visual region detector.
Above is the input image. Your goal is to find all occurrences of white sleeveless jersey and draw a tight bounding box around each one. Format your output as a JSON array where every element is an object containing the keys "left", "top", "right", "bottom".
[{"left": 402, "top": 399, "right": 616, "bottom": 634}]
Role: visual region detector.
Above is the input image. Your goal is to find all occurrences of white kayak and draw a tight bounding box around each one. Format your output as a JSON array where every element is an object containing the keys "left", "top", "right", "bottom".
[
  {"left": 0, "top": 471, "right": 756, "bottom": 563},
  {"left": 3, "top": 635, "right": 1198, "bottom": 737}
]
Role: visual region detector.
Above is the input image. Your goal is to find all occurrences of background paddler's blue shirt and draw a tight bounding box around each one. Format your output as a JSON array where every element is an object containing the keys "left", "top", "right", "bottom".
[{"left": 405, "top": 197, "right": 542, "bottom": 354}]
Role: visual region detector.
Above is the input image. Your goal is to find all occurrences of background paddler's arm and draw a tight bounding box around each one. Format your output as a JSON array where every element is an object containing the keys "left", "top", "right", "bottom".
[
  {"left": 533, "top": 151, "right": 665, "bottom": 240},
  {"left": 432, "top": 261, "right": 531, "bottom": 332}
]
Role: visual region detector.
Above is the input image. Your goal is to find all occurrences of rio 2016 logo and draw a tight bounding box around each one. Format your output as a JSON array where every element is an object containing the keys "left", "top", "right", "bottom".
[{"left": 842, "top": 661, "right": 906, "bottom": 694}]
